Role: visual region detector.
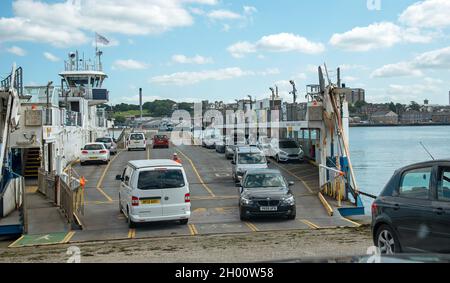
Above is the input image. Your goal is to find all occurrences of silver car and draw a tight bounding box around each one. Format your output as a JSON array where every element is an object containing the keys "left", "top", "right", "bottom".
[
  {"left": 270, "top": 139, "right": 304, "bottom": 163},
  {"left": 96, "top": 137, "right": 117, "bottom": 155}
]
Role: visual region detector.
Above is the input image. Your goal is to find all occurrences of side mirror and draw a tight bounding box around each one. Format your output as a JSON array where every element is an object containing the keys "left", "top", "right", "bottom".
[
  {"left": 231, "top": 160, "right": 236, "bottom": 165},
  {"left": 115, "top": 175, "right": 123, "bottom": 181},
  {"left": 267, "top": 160, "right": 271, "bottom": 164},
  {"left": 235, "top": 182, "right": 241, "bottom": 187},
  {"left": 288, "top": 181, "right": 295, "bottom": 186}
]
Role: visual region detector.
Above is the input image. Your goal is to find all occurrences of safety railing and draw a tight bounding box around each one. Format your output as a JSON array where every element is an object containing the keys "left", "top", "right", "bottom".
[
  {"left": 37, "top": 168, "right": 57, "bottom": 203},
  {"left": 319, "top": 164, "right": 347, "bottom": 207},
  {"left": 60, "top": 167, "right": 84, "bottom": 226}
]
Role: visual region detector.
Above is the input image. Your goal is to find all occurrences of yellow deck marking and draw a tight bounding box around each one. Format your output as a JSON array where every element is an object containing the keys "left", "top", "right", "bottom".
[
  {"left": 301, "top": 219, "right": 320, "bottom": 229},
  {"left": 26, "top": 186, "right": 38, "bottom": 193},
  {"left": 176, "top": 148, "right": 215, "bottom": 197},
  {"left": 147, "top": 146, "right": 151, "bottom": 160},
  {"left": 188, "top": 224, "right": 198, "bottom": 235},
  {"left": 62, "top": 231, "right": 76, "bottom": 243},
  {"left": 8, "top": 235, "right": 24, "bottom": 248},
  {"left": 341, "top": 217, "right": 362, "bottom": 227},
  {"left": 95, "top": 151, "right": 122, "bottom": 202},
  {"left": 128, "top": 229, "right": 136, "bottom": 239},
  {"left": 244, "top": 221, "right": 259, "bottom": 232},
  {"left": 318, "top": 192, "right": 334, "bottom": 217},
  {"left": 193, "top": 208, "right": 207, "bottom": 213},
  {"left": 191, "top": 195, "right": 238, "bottom": 201},
  {"left": 215, "top": 208, "right": 225, "bottom": 213},
  {"left": 272, "top": 162, "right": 314, "bottom": 193}
]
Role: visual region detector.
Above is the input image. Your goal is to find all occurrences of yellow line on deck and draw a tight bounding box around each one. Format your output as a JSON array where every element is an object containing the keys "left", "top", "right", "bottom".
[
  {"left": 95, "top": 151, "right": 122, "bottom": 202},
  {"left": 341, "top": 217, "right": 362, "bottom": 227},
  {"left": 271, "top": 162, "right": 314, "bottom": 194},
  {"left": 318, "top": 192, "right": 334, "bottom": 217},
  {"left": 147, "top": 146, "right": 151, "bottom": 160},
  {"left": 8, "top": 235, "right": 24, "bottom": 248},
  {"left": 188, "top": 224, "right": 198, "bottom": 235},
  {"left": 301, "top": 219, "right": 320, "bottom": 229},
  {"left": 176, "top": 148, "right": 216, "bottom": 197},
  {"left": 244, "top": 221, "right": 259, "bottom": 232},
  {"left": 62, "top": 231, "right": 76, "bottom": 243},
  {"left": 128, "top": 229, "right": 136, "bottom": 239}
]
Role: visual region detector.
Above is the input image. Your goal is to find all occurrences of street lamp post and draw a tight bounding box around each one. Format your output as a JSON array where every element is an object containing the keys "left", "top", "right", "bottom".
[
  {"left": 46, "top": 81, "right": 53, "bottom": 125},
  {"left": 289, "top": 80, "right": 297, "bottom": 104}
]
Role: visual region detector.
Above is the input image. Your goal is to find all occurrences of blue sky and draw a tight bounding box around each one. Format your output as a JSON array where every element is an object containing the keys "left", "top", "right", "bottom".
[{"left": 0, "top": 0, "right": 449, "bottom": 105}]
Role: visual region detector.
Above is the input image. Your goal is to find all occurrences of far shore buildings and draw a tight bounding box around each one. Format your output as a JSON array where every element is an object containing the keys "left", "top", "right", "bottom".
[{"left": 369, "top": 111, "right": 398, "bottom": 124}]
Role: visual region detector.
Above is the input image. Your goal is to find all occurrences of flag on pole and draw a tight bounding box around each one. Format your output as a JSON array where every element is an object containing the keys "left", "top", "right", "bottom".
[{"left": 96, "top": 33, "right": 110, "bottom": 46}]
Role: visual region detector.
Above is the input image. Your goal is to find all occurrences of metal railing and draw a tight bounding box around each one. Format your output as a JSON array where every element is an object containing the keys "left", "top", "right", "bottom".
[
  {"left": 60, "top": 167, "right": 84, "bottom": 225},
  {"left": 37, "top": 169, "right": 57, "bottom": 203},
  {"left": 1, "top": 66, "right": 23, "bottom": 96}
]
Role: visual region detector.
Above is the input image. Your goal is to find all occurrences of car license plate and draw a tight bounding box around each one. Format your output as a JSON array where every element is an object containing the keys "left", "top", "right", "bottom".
[
  {"left": 89, "top": 157, "right": 98, "bottom": 160},
  {"left": 134, "top": 141, "right": 140, "bottom": 144},
  {"left": 260, "top": 206, "right": 277, "bottom": 212},
  {"left": 141, "top": 199, "right": 160, "bottom": 205}
]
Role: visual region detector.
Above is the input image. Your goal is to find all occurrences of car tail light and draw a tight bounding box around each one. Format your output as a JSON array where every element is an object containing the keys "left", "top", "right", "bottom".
[
  {"left": 185, "top": 193, "right": 191, "bottom": 203},
  {"left": 81, "top": 150, "right": 88, "bottom": 154},
  {"left": 132, "top": 196, "right": 139, "bottom": 206},
  {"left": 371, "top": 202, "right": 378, "bottom": 215},
  {"left": 100, "top": 150, "right": 107, "bottom": 154}
]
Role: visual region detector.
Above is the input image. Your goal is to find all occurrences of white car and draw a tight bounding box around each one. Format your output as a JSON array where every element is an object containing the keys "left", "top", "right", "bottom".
[
  {"left": 117, "top": 160, "right": 191, "bottom": 228},
  {"left": 269, "top": 139, "right": 304, "bottom": 163},
  {"left": 231, "top": 146, "right": 269, "bottom": 182},
  {"left": 127, "top": 132, "right": 147, "bottom": 151},
  {"left": 257, "top": 137, "right": 272, "bottom": 157},
  {"left": 80, "top": 143, "right": 110, "bottom": 165}
]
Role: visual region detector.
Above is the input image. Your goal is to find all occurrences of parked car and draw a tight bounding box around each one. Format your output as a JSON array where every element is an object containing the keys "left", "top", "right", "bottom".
[
  {"left": 231, "top": 146, "right": 269, "bottom": 182},
  {"left": 238, "top": 169, "right": 296, "bottom": 220},
  {"left": 257, "top": 137, "right": 272, "bottom": 157},
  {"left": 269, "top": 139, "right": 304, "bottom": 163},
  {"left": 116, "top": 160, "right": 191, "bottom": 228},
  {"left": 372, "top": 160, "right": 450, "bottom": 255},
  {"left": 95, "top": 137, "right": 117, "bottom": 155},
  {"left": 153, "top": 134, "right": 169, "bottom": 149},
  {"left": 127, "top": 132, "right": 147, "bottom": 151},
  {"left": 80, "top": 143, "right": 110, "bottom": 165},
  {"left": 215, "top": 136, "right": 227, "bottom": 154}
]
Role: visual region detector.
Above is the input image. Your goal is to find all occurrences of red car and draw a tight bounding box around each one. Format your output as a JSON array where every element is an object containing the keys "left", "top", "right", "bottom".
[{"left": 153, "top": 135, "right": 169, "bottom": 148}]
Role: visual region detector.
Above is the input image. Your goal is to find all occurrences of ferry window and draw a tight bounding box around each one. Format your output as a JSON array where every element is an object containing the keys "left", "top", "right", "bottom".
[
  {"left": 399, "top": 168, "right": 432, "bottom": 200},
  {"left": 437, "top": 168, "right": 450, "bottom": 202}
]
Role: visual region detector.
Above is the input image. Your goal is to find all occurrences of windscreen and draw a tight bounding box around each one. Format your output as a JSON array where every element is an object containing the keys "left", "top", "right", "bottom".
[
  {"left": 244, "top": 173, "right": 286, "bottom": 188},
  {"left": 96, "top": 138, "right": 112, "bottom": 143},
  {"left": 84, "top": 144, "right": 104, "bottom": 150},
  {"left": 130, "top": 134, "right": 144, "bottom": 140},
  {"left": 238, "top": 153, "right": 266, "bottom": 164},
  {"left": 279, "top": 141, "right": 298, "bottom": 149}
]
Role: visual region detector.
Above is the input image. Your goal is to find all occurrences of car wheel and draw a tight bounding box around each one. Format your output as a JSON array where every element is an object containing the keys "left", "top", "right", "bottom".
[
  {"left": 240, "top": 210, "right": 248, "bottom": 221},
  {"left": 287, "top": 212, "right": 296, "bottom": 220},
  {"left": 80, "top": 162, "right": 85, "bottom": 166},
  {"left": 179, "top": 219, "right": 189, "bottom": 225},
  {"left": 276, "top": 155, "right": 280, "bottom": 163},
  {"left": 127, "top": 208, "right": 136, "bottom": 228},
  {"left": 119, "top": 199, "right": 123, "bottom": 214},
  {"left": 376, "top": 224, "right": 401, "bottom": 255}
]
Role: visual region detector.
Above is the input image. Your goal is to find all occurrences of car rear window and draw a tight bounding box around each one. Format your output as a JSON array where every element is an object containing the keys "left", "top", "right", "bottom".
[
  {"left": 84, "top": 144, "right": 104, "bottom": 150},
  {"left": 138, "top": 169, "right": 185, "bottom": 190},
  {"left": 96, "top": 138, "right": 112, "bottom": 143},
  {"left": 130, "top": 134, "right": 144, "bottom": 140},
  {"left": 155, "top": 135, "right": 168, "bottom": 139},
  {"left": 238, "top": 153, "right": 266, "bottom": 164}
]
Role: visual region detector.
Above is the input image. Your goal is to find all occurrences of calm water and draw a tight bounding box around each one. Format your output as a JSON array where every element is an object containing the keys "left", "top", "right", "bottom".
[{"left": 350, "top": 126, "right": 450, "bottom": 213}]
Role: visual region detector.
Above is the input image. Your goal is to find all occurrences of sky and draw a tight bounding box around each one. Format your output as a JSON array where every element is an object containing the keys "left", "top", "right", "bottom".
[{"left": 0, "top": 0, "right": 450, "bottom": 106}]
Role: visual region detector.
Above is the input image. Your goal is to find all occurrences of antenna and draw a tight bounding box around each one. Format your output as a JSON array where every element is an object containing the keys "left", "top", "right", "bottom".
[{"left": 420, "top": 142, "right": 435, "bottom": 160}]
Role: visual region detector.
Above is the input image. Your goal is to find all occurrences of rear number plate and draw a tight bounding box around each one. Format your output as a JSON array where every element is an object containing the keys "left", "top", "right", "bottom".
[
  {"left": 89, "top": 157, "right": 98, "bottom": 160},
  {"left": 260, "top": 206, "right": 277, "bottom": 212},
  {"left": 141, "top": 199, "right": 160, "bottom": 205}
]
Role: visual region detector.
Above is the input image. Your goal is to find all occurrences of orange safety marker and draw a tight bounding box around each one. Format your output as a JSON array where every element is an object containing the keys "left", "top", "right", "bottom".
[{"left": 80, "top": 176, "right": 86, "bottom": 188}]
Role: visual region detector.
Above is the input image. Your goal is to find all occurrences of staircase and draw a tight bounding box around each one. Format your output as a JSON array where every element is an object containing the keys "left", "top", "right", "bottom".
[{"left": 23, "top": 148, "right": 40, "bottom": 178}]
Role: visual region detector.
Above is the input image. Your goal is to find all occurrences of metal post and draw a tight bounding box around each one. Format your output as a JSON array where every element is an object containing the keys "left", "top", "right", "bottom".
[{"left": 139, "top": 88, "right": 143, "bottom": 124}]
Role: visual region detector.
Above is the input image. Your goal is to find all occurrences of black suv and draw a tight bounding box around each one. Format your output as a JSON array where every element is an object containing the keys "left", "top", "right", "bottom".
[{"left": 372, "top": 160, "right": 450, "bottom": 254}]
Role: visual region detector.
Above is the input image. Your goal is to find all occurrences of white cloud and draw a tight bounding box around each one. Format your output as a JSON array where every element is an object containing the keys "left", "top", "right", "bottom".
[
  {"left": 371, "top": 62, "right": 423, "bottom": 78},
  {"left": 171, "top": 54, "right": 213, "bottom": 64},
  {"left": 43, "top": 52, "right": 59, "bottom": 62},
  {"left": 399, "top": 0, "right": 450, "bottom": 29},
  {"left": 150, "top": 67, "right": 278, "bottom": 85},
  {"left": 112, "top": 59, "right": 148, "bottom": 70},
  {"left": 243, "top": 6, "right": 258, "bottom": 15},
  {"left": 372, "top": 46, "right": 450, "bottom": 78},
  {"left": 342, "top": 76, "right": 359, "bottom": 82},
  {"left": 6, "top": 45, "right": 26, "bottom": 56},
  {"left": 0, "top": 0, "right": 217, "bottom": 47},
  {"left": 207, "top": 9, "right": 242, "bottom": 20},
  {"left": 228, "top": 33, "right": 325, "bottom": 58},
  {"left": 329, "top": 22, "right": 433, "bottom": 52}
]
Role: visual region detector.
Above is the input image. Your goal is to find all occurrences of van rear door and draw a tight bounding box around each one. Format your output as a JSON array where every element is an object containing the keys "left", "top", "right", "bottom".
[
  {"left": 160, "top": 168, "right": 190, "bottom": 217},
  {"left": 135, "top": 169, "right": 164, "bottom": 217}
]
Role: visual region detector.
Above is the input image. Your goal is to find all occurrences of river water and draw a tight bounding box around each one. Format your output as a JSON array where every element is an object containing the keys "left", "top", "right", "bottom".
[{"left": 350, "top": 125, "right": 450, "bottom": 213}]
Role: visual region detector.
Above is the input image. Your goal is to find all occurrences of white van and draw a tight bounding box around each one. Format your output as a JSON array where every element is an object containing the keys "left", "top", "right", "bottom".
[
  {"left": 116, "top": 160, "right": 191, "bottom": 228},
  {"left": 127, "top": 132, "right": 147, "bottom": 151}
]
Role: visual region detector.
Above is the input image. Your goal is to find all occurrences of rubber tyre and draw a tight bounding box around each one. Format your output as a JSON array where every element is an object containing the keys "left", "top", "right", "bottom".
[
  {"left": 276, "top": 155, "right": 280, "bottom": 163},
  {"left": 179, "top": 219, "right": 189, "bottom": 225},
  {"left": 80, "top": 162, "right": 85, "bottom": 166},
  {"left": 375, "top": 224, "right": 401, "bottom": 255},
  {"left": 127, "top": 208, "right": 136, "bottom": 228},
  {"left": 287, "top": 213, "right": 296, "bottom": 220}
]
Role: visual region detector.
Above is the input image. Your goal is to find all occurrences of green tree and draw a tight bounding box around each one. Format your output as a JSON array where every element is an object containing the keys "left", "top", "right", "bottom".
[{"left": 409, "top": 101, "right": 421, "bottom": 111}]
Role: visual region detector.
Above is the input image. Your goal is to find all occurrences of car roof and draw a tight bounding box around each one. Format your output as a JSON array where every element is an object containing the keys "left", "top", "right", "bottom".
[
  {"left": 236, "top": 146, "right": 262, "bottom": 153},
  {"left": 129, "top": 132, "right": 145, "bottom": 135},
  {"left": 96, "top": 137, "right": 112, "bottom": 140},
  {"left": 128, "top": 159, "right": 182, "bottom": 169},
  {"left": 245, "top": 169, "right": 282, "bottom": 175},
  {"left": 398, "top": 159, "right": 450, "bottom": 172}
]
